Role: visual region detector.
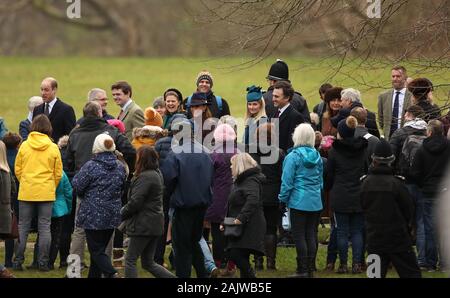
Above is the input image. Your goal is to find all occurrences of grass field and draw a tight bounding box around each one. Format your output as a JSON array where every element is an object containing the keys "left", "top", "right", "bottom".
[
  {"left": 1, "top": 227, "right": 447, "bottom": 278},
  {"left": 1, "top": 56, "right": 449, "bottom": 137}
]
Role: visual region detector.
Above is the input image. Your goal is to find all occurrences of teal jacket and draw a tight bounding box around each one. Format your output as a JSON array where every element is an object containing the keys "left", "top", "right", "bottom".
[
  {"left": 52, "top": 171, "right": 73, "bottom": 218},
  {"left": 279, "top": 146, "right": 323, "bottom": 212}
]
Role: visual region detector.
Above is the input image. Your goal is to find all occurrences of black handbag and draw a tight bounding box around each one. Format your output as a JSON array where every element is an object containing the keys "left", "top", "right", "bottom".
[{"left": 223, "top": 217, "right": 244, "bottom": 238}]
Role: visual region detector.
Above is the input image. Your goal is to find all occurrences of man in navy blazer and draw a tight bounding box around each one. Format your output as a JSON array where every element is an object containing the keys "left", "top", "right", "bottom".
[
  {"left": 270, "top": 80, "right": 305, "bottom": 152},
  {"left": 33, "top": 77, "right": 76, "bottom": 143}
]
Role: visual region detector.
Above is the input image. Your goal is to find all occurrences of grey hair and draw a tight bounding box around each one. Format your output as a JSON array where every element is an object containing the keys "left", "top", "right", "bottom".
[
  {"left": 28, "top": 96, "right": 43, "bottom": 112},
  {"left": 87, "top": 88, "right": 106, "bottom": 102},
  {"left": 292, "top": 123, "right": 315, "bottom": 148},
  {"left": 341, "top": 88, "right": 362, "bottom": 104}
]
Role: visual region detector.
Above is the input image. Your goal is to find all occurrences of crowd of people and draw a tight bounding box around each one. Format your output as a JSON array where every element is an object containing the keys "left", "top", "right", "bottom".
[{"left": 0, "top": 60, "right": 449, "bottom": 279}]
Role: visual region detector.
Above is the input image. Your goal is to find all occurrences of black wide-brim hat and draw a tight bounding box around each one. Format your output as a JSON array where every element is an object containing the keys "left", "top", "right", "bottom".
[{"left": 189, "top": 92, "right": 210, "bottom": 107}]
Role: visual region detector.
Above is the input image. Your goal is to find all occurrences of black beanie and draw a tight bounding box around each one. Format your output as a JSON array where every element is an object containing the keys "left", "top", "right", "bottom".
[
  {"left": 337, "top": 116, "right": 357, "bottom": 139},
  {"left": 266, "top": 59, "right": 289, "bottom": 81},
  {"left": 372, "top": 139, "right": 395, "bottom": 164}
]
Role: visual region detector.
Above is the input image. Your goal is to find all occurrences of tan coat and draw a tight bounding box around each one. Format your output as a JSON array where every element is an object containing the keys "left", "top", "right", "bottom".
[
  {"left": 377, "top": 89, "right": 412, "bottom": 140},
  {"left": 119, "top": 101, "right": 145, "bottom": 142}
]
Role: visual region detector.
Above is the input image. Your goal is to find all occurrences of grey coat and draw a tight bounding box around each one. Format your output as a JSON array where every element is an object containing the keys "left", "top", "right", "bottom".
[
  {"left": 0, "top": 170, "right": 15, "bottom": 234},
  {"left": 121, "top": 169, "right": 165, "bottom": 237}
]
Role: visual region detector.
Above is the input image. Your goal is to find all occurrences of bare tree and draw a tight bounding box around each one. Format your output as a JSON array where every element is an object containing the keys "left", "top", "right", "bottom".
[{"left": 194, "top": 0, "right": 450, "bottom": 77}]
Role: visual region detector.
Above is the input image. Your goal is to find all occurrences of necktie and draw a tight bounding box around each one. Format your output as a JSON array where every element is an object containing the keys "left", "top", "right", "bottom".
[
  {"left": 118, "top": 109, "right": 124, "bottom": 120},
  {"left": 390, "top": 91, "right": 400, "bottom": 137},
  {"left": 44, "top": 103, "right": 50, "bottom": 116},
  {"left": 274, "top": 109, "right": 281, "bottom": 118}
]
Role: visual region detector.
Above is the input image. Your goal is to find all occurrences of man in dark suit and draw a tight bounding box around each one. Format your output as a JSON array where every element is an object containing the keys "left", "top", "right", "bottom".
[
  {"left": 33, "top": 77, "right": 76, "bottom": 143},
  {"left": 270, "top": 80, "right": 305, "bottom": 152}
]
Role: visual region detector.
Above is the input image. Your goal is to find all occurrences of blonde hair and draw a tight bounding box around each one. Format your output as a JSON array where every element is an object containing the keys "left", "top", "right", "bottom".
[
  {"left": 230, "top": 153, "right": 258, "bottom": 179},
  {"left": 0, "top": 141, "right": 10, "bottom": 173},
  {"left": 245, "top": 99, "right": 266, "bottom": 123},
  {"left": 292, "top": 123, "right": 315, "bottom": 148}
]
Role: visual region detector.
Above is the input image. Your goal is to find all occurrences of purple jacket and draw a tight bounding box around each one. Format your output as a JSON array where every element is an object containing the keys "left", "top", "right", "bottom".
[{"left": 205, "top": 145, "right": 237, "bottom": 223}]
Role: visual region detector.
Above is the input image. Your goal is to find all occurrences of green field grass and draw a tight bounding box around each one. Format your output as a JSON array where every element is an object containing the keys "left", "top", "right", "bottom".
[
  {"left": 1, "top": 227, "right": 447, "bottom": 278},
  {"left": 1, "top": 56, "right": 449, "bottom": 137}
]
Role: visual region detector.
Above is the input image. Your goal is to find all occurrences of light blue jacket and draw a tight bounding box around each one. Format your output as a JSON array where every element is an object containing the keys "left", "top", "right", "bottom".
[
  {"left": 52, "top": 171, "right": 73, "bottom": 218},
  {"left": 279, "top": 146, "right": 323, "bottom": 212}
]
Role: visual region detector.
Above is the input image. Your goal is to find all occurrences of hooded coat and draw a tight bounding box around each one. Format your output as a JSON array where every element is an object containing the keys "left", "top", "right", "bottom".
[
  {"left": 205, "top": 144, "right": 237, "bottom": 223},
  {"left": 389, "top": 118, "right": 427, "bottom": 174},
  {"left": 279, "top": 146, "right": 323, "bottom": 212},
  {"left": 410, "top": 135, "right": 450, "bottom": 198},
  {"left": 326, "top": 137, "right": 368, "bottom": 213},
  {"left": 361, "top": 165, "right": 414, "bottom": 253},
  {"left": 72, "top": 152, "right": 126, "bottom": 230},
  {"left": 162, "top": 141, "right": 214, "bottom": 209},
  {"left": 250, "top": 144, "right": 285, "bottom": 206},
  {"left": 15, "top": 131, "right": 63, "bottom": 201},
  {"left": 226, "top": 167, "right": 266, "bottom": 255},
  {"left": 52, "top": 171, "right": 73, "bottom": 218}
]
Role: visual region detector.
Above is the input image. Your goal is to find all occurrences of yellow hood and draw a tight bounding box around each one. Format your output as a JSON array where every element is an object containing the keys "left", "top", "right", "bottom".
[{"left": 27, "top": 132, "right": 52, "bottom": 151}]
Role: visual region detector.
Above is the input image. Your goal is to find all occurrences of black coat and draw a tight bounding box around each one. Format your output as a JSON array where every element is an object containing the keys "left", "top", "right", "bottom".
[
  {"left": 33, "top": 98, "right": 76, "bottom": 143},
  {"left": 330, "top": 102, "right": 380, "bottom": 139},
  {"left": 226, "top": 167, "right": 266, "bottom": 255},
  {"left": 326, "top": 137, "right": 369, "bottom": 213},
  {"left": 249, "top": 145, "right": 285, "bottom": 206},
  {"left": 155, "top": 136, "right": 173, "bottom": 163},
  {"left": 410, "top": 136, "right": 450, "bottom": 198},
  {"left": 66, "top": 117, "right": 136, "bottom": 178},
  {"left": 272, "top": 105, "right": 305, "bottom": 152},
  {"left": 361, "top": 165, "right": 414, "bottom": 253},
  {"left": 416, "top": 100, "right": 441, "bottom": 123},
  {"left": 121, "top": 170, "right": 165, "bottom": 237},
  {"left": 264, "top": 87, "right": 311, "bottom": 123},
  {"left": 389, "top": 125, "right": 427, "bottom": 176}
]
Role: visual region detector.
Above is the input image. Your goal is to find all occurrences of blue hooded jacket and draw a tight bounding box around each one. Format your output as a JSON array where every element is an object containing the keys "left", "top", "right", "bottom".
[
  {"left": 53, "top": 171, "right": 73, "bottom": 218},
  {"left": 161, "top": 141, "right": 213, "bottom": 209},
  {"left": 279, "top": 146, "right": 323, "bottom": 211}
]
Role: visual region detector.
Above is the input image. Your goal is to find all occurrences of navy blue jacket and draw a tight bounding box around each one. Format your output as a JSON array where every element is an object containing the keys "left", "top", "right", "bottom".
[{"left": 161, "top": 141, "right": 214, "bottom": 209}]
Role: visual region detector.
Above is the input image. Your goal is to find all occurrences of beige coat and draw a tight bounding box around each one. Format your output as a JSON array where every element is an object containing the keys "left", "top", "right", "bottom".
[
  {"left": 119, "top": 101, "right": 145, "bottom": 142},
  {"left": 377, "top": 89, "right": 412, "bottom": 140}
]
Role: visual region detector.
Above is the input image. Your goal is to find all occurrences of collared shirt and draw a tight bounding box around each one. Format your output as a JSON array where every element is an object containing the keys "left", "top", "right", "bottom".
[
  {"left": 392, "top": 88, "right": 406, "bottom": 128},
  {"left": 278, "top": 103, "right": 291, "bottom": 117},
  {"left": 121, "top": 99, "right": 133, "bottom": 112},
  {"left": 27, "top": 112, "right": 33, "bottom": 122},
  {"left": 45, "top": 98, "right": 57, "bottom": 115}
]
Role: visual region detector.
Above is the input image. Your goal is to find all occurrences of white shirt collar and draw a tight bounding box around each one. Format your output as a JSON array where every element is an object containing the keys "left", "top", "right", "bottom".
[
  {"left": 394, "top": 87, "right": 406, "bottom": 95},
  {"left": 278, "top": 103, "right": 290, "bottom": 116},
  {"left": 27, "top": 112, "right": 33, "bottom": 122},
  {"left": 45, "top": 98, "right": 57, "bottom": 114},
  {"left": 122, "top": 99, "right": 133, "bottom": 112}
]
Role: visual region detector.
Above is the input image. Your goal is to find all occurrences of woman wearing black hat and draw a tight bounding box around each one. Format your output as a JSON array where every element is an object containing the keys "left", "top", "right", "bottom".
[
  {"left": 162, "top": 88, "right": 185, "bottom": 130},
  {"left": 189, "top": 92, "right": 216, "bottom": 148}
]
